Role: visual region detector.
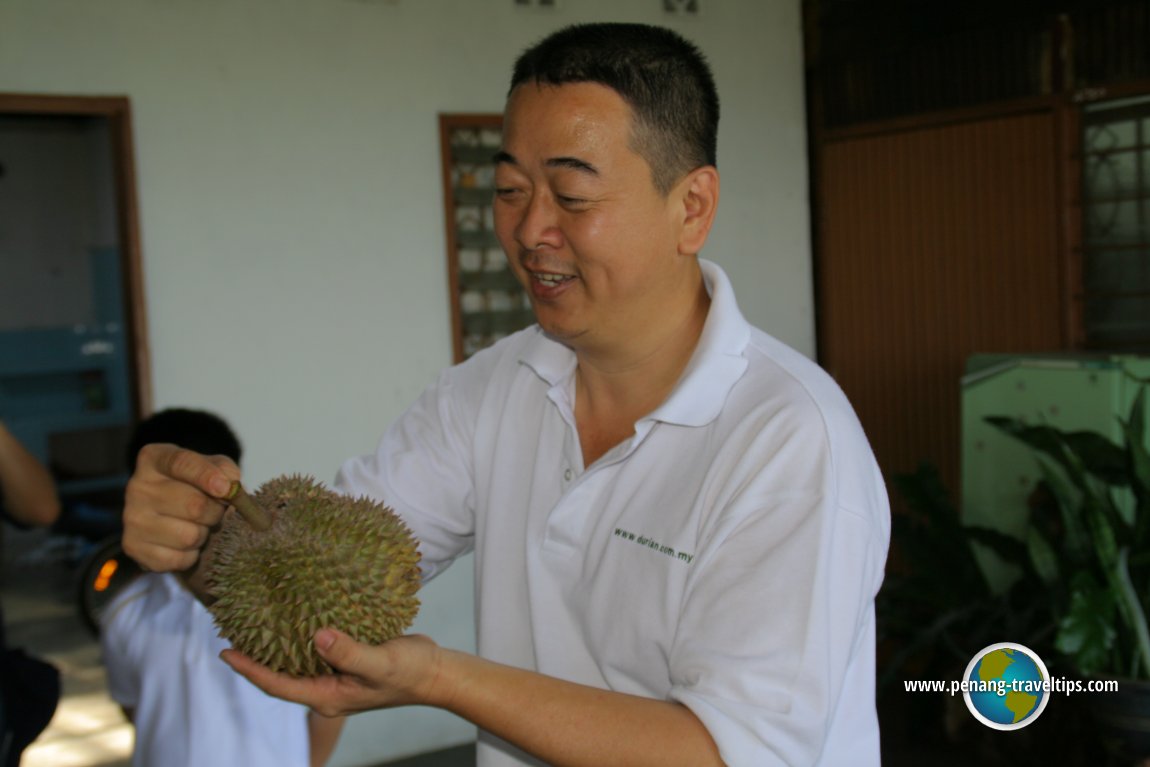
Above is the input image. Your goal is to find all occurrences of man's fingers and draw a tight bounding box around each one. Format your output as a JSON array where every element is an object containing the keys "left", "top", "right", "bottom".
[
  {"left": 124, "top": 539, "right": 200, "bottom": 573},
  {"left": 123, "top": 473, "right": 228, "bottom": 530},
  {"left": 221, "top": 650, "right": 292, "bottom": 697},
  {"left": 221, "top": 649, "right": 350, "bottom": 716},
  {"left": 121, "top": 510, "right": 212, "bottom": 567},
  {"left": 139, "top": 443, "right": 236, "bottom": 498},
  {"left": 313, "top": 629, "right": 363, "bottom": 676}
]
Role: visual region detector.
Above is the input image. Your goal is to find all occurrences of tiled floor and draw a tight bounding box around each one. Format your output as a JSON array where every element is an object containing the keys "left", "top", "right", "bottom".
[{"left": 2, "top": 525, "right": 474, "bottom": 767}]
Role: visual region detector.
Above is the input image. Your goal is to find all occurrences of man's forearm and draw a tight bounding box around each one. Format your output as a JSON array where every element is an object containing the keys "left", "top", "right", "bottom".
[{"left": 434, "top": 649, "right": 725, "bottom": 767}]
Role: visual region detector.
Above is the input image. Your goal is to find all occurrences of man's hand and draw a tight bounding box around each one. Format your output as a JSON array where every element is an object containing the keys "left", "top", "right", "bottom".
[
  {"left": 121, "top": 443, "right": 242, "bottom": 573},
  {"left": 221, "top": 629, "right": 451, "bottom": 718}
]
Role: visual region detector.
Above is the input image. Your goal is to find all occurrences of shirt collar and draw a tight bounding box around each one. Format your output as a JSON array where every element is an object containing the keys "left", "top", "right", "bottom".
[{"left": 518, "top": 259, "right": 751, "bottom": 427}]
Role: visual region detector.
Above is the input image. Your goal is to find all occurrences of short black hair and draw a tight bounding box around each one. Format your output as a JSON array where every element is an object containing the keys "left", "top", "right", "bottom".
[
  {"left": 509, "top": 22, "right": 719, "bottom": 195},
  {"left": 125, "top": 408, "right": 242, "bottom": 471}
]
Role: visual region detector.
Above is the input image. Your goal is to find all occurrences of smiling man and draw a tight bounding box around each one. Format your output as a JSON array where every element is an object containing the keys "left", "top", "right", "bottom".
[{"left": 122, "top": 23, "right": 890, "bottom": 767}]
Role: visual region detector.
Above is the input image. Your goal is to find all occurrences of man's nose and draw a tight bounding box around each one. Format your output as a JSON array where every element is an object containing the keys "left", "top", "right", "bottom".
[{"left": 514, "top": 192, "right": 563, "bottom": 251}]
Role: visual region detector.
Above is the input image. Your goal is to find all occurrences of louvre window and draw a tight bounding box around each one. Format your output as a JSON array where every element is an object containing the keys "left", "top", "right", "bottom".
[{"left": 1082, "top": 95, "right": 1150, "bottom": 350}]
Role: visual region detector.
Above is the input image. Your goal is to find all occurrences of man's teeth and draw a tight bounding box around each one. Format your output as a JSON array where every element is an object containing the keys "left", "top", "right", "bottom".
[{"left": 535, "top": 273, "right": 571, "bottom": 287}]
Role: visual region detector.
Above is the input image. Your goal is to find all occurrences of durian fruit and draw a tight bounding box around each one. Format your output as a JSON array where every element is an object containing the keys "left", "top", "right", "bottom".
[{"left": 206, "top": 474, "right": 421, "bottom": 677}]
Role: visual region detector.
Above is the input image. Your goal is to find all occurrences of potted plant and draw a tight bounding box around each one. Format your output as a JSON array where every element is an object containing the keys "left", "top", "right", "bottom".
[
  {"left": 879, "top": 464, "right": 1047, "bottom": 690},
  {"left": 876, "top": 463, "right": 1093, "bottom": 765},
  {"left": 986, "top": 384, "right": 1150, "bottom": 762}
]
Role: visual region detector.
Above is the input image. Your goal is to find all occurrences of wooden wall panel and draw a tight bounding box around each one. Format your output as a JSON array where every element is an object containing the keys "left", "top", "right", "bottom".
[{"left": 817, "top": 109, "right": 1067, "bottom": 501}]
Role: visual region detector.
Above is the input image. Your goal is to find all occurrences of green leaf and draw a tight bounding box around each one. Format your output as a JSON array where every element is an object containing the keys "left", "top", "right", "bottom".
[
  {"left": 1064, "top": 438, "right": 1135, "bottom": 544},
  {"left": 1055, "top": 572, "right": 1117, "bottom": 676},
  {"left": 1033, "top": 456, "right": 1091, "bottom": 565},
  {"left": 891, "top": 464, "right": 961, "bottom": 533},
  {"left": 963, "top": 525, "right": 1029, "bottom": 568},
  {"left": 1025, "top": 525, "right": 1060, "bottom": 584},
  {"left": 1113, "top": 547, "right": 1150, "bottom": 679},
  {"left": 888, "top": 464, "right": 990, "bottom": 597},
  {"left": 1121, "top": 387, "right": 1150, "bottom": 545},
  {"left": 1083, "top": 482, "right": 1122, "bottom": 574},
  {"left": 1063, "top": 431, "right": 1131, "bottom": 486},
  {"left": 985, "top": 416, "right": 1128, "bottom": 485}
]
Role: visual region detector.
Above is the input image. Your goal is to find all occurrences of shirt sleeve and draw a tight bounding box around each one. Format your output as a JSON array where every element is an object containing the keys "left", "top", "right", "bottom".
[
  {"left": 335, "top": 364, "right": 480, "bottom": 582},
  {"left": 99, "top": 587, "right": 146, "bottom": 709}
]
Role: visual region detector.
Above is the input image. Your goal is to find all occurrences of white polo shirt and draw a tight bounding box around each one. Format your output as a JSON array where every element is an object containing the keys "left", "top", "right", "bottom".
[
  {"left": 338, "top": 260, "right": 890, "bottom": 767},
  {"left": 100, "top": 573, "right": 311, "bottom": 767}
]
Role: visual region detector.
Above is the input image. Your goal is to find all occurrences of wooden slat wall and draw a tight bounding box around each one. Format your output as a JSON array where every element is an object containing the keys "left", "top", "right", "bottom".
[{"left": 817, "top": 107, "right": 1068, "bottom": 501}]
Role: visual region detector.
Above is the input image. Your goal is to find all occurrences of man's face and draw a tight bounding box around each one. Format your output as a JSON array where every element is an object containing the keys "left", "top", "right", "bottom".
[{"left": 494, "top": 82, "right": 695, "bottom": 353}]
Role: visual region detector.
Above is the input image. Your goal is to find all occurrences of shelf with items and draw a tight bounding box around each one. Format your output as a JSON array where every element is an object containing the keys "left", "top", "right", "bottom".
[{"left": 439, "top": 113, "right": 534, "bottom": 363}]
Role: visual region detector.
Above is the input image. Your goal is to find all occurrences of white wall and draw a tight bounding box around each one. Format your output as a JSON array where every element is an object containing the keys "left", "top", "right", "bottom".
[{"left": 0, "top": 1, "right": 811, "bottom": 764}]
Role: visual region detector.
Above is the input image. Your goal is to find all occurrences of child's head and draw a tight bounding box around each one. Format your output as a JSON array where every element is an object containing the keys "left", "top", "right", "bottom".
[{"left": 125, "top": 408, "right": 242, "bottom": 471}]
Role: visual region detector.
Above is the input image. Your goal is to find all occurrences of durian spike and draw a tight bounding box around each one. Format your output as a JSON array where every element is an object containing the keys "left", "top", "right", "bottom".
[{"left": 222, "top": 480, "right": 272, "bottom": 532}]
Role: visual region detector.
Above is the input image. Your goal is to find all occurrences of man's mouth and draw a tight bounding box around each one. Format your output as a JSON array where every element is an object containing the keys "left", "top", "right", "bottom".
[{"left": 533, "top": 272, "right": 574, "bottom": 287}]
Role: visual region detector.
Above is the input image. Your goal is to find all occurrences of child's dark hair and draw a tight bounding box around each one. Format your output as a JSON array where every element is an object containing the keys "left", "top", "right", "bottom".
[{"left": 125, "top": 408, "right": 242, "bottom": 470}]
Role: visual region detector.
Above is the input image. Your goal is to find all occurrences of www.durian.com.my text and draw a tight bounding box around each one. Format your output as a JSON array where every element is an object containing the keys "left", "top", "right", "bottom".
[{"left": 903, "top": 677, "right": 1119, "bottom": 697}]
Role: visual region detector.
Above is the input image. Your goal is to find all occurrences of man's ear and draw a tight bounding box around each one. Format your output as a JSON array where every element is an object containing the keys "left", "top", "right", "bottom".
[{"left": 676, "top": 166, "right": 719, "bottom": 256}]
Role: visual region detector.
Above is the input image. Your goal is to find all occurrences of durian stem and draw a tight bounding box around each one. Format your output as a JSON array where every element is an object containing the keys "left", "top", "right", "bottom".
[{"left": 223, "top": 481, "right": 272, "bottom": 531}]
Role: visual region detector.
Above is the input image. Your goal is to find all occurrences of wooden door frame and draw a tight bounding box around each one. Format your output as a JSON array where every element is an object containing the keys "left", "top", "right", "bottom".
[{"left": 0, "top": 93, "right": 151, "bottom": 417}]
